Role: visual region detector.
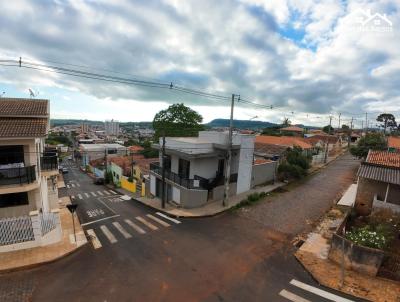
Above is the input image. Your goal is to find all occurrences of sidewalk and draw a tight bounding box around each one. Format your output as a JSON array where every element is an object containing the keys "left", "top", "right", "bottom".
[
  {"left": 117, "top": 182, "right": 285, "bottom": 218},
  {"left": 0, "top": 197, "right": 87, "bottom": 273},
  {"left": 295, "top": 207, "right": 400, "bottom": 302}
]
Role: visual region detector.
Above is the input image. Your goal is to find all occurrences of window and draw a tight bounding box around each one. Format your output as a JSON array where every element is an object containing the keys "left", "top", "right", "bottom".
[
  {"left": 0, "top": 145, "right": 24, "bottom": 165},
  {"left": 178, "top": 159, "right": 190, "bottom": 179},
  {"left": 0, "top": 192, "right": 29, "bottom": 208}
]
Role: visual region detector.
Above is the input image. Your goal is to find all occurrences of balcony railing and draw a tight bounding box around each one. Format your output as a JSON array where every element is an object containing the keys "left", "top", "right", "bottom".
[
  {"left": 41, "top": 155, "right": 58, "bottom": 171},
  {"left": 149, "top": 162, "right": 238, "bottom": 190},
  {"left": 0, "top": 166, "right": 36, "bottom": 186}
]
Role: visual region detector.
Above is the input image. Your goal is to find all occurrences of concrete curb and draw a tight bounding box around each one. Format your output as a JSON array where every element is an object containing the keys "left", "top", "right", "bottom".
[{"left": 0, "top": 241, "right": 88, "bottom": 275}]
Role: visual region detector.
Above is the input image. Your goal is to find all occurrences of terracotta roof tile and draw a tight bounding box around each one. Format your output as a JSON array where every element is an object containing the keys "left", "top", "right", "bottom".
[
  {"left": 388, "top": 136, "right": 400, "bottom": 149},
  {"left": 255, "top": 135, "right": 312, "bottom": 149},
  {"left": 0, "top": 118, "right": 48, "bottom": 137},
  {"left": 366, "top": 150, "right": 400, "bottom": 168},
  {"left": 280, "top": 126, "right": 304, "bottom": 132},
  {"left": 0, "top": 98, "right": 48, "bottom": 117},
  {"left": 305, "top": 134, "right": 339, "bottom": 145}
]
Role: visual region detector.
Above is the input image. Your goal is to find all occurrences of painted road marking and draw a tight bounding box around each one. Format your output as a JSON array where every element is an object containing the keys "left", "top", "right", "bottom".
[
  {"left": 67, "top": 184, "right": 70, "bottom": 188},
  {"left": 120, "top": 195, "right": 131, "bottom": 201},
  {"left": 76, "top": 183, "right": 81, "bottom": 187},
  {"left": 124, "top": 219, "right": 146, "bottom": 234},
  {"left": 97, "top": 191, "right": 104, "bottom": 196},
  {"left": 109, "top": 190, "right": 118, "bottom": 195},
  {"left": 81, "top": 214, "right": 120, "bottom": 226},
  {"left": 112, "top": 222, "right": 132, "bottom": 239},
  {"left": 146, "top": 214, "right": 170, "bottom": 227},
  {"left": 71, "top": 195, "right": 75, "bottom": 200},
  {"left": 103, "top": 190, "right": 111, "bottom": 195},
  {"left": 279, "top": 289, "right": 310, "bottom": 302},
  {"left": 84, "top": 193, "right": 90, "bottom": 198},
  {"left": 90, "top": 192, "right": 97, "bottom": 197},
  {"left": 289, "top": 280, "right": 354, "bottom": 302},
  {"left": 86, "top": 229, "right": 102, "bottom": 249},
  {"left": 71, "top": 183, "right": 76, "bottom": 188},
  {"left": 155, "top": 212, "right": 181, "bottom": 224},
  {"left": 135, "top": 217, "right": 158, "bottom": 231},
  {"left": 78, "top": 194, "right": 83, "bottom": 200},
  {"left": 100, "top": 225, "right": 117, "bottom": 244}
]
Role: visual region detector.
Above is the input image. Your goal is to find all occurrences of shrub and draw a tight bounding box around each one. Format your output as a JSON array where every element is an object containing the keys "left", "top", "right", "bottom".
[{"left": 345, "top": 224, "right": 394, "bottom": 250}]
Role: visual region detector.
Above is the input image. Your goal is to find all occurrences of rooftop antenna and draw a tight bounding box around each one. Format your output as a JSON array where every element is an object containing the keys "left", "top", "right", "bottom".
[{"left": 29, "top": 89, "right": 35, "bottom": 98}]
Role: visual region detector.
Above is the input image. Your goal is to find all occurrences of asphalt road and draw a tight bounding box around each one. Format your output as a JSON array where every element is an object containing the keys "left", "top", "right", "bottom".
[{"left": 0, "top": 156, "right": 365, "bottom": 302}]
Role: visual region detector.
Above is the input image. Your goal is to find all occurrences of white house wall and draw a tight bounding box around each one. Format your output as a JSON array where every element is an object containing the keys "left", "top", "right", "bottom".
[
  {"left": 150, "top": 175, "right": 156, "bottom": 195},
  {"left": 236, "top": 135, "right": 254, "bottom": 194},
  {"left": 172, "top": 186, "right": 181, "bottom": 204},
  {"left": 190, "top": 157, "right": 219, "bottom": 179}
]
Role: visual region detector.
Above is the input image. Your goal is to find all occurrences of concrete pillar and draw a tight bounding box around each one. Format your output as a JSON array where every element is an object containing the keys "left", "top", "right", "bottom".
[{"left": 29, "top": 210, "right": 41, "bottom": 245}]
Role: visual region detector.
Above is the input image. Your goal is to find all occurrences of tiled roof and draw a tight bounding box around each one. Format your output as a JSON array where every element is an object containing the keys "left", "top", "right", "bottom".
[
  {"left": 0, "top": 118, "right": 48, "bottom": 137},
  {"left": 255, "top": 143, "right": 287, "bottom": 156},
  {"left": 388, "top": 136, "right": 400, "bottom": 149},
  {"left": 128, "top": 145, "right": 144, "bottom": 153},
  {"left": 280, "top": 126, "right": 303, "bottom": 132},
  {"left": 0, "top": 98, "right": 48, "bottom": 117},
  {"left": 306, "top": 134, "right": 339, "bottom": 145},
  {"left": 358, "top": 163, "right": 400, "bottom": 185},
  {"left": 255, "top": 135, "right": 312, "bottom": 149},
  {"left": 254, "top": 158, "right": 273, "bottom": 165},
  {"left": 366, "top": 150, "right": 400, "bottom": 168}
]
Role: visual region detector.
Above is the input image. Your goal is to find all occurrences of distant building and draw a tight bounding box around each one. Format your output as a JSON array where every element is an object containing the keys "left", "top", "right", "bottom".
[
  {"left": 280, "top": 126, "right": 304, "bottom": 137},
  {"left": 388, "top": 136, "right": 400, "bottom": 152},
  {"left": 105, "top": 119, "right": 119, "bottom": 136},
  {"left": 254, "top": 135, "right": 313, "bottom": 159},
  {"left": 80, "top": 143, "right": 126, "bottom": 166},
  {"left": 80, "top": 123, "right": 89, "bottom": 134}
]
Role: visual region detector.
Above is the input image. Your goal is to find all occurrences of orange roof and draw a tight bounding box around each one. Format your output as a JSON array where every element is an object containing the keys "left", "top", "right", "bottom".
[
  {"left": 255, "top": 135, "right": 312, "bottom": 149},
  {"left": 254, "top": 158, "right": 273, "bottom": 165},
  {"left": 367, "top": 150, "right": 400, "bottom": 168},
  {"left": 129, "top": 145, "right": 144, "bottom": 152},
  {"left": 280, "top": 126, "right": 303, "bottom": 132},
  {"left": 388, "top": 136, "right": 400, "bottom": 149},
  {"left": 306, "top": 135, "right": 339, "bottom": 145}
]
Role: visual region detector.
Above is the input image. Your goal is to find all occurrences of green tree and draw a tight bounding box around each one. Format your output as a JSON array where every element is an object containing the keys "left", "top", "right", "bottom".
[
  {"left": 376, "top": 113, "right": 397, "bottom": 134},
  {"left": 350, "top": 133, "right": 387, "bottom": 158},
  {"left": 322, "top": 125, "right": 334, "bottom": 134},
  {"left": 140, "top": 140, "right": 159, "bottom": 158},
  {"left": 153, "top": 103, "right": 204, "bottom": 139},
  {"left": 261, "top": 126, "right": 281, "bottom": 136},
  {"left": 282, "top": 117, "right": 291, "bottom": 127},
  {"left": 278, "top": 146, "right": 311, "bottom": 179}
]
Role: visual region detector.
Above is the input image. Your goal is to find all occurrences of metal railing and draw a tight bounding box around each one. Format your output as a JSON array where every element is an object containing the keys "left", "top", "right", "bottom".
[
  {"left": 0, "top": 215, "right": 35, "bottom": 246},
  {"left": 40, "top": 155, "right": 58, "bottom": 171},
  {"left": 150, "top": 162, "right": 238, "bottom": 190},
  {"left": 39, "top": 212, "right": 57, "bottom": 236},
  {"left": 0, "top": 166, "right": 36, "bottom": 186}
]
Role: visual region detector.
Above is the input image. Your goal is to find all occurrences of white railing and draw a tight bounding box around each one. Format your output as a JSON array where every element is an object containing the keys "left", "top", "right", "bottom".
[
  {"left": 0, "top": 216, "right": 35, "bottom": 246},
  {"left": 39, "top": 212, "right": 57, "bottom": 236}
]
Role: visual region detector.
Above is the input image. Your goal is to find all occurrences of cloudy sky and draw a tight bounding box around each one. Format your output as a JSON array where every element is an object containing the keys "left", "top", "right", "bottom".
[{"left": 0, "top": 0, "right": 399, "bottom": 127}]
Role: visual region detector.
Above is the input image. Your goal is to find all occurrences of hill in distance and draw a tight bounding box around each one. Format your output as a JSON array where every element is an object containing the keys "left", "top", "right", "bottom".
[{"left": 206, "top": 119, "right": 277, "bottom": 130}]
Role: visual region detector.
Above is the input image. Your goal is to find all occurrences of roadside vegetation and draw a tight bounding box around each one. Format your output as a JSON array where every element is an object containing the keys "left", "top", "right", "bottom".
[
  {"left": 278, "top": 146, "right": 311, "bottom": 179},
  {"left": 350, "top": 132, "right": 387, "bottom": 158}
]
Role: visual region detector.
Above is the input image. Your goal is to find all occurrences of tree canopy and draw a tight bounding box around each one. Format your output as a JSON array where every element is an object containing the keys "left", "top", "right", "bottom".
[
  {"left": 350, "top": 133, "right": 387, "bottom": 158},
  {"left": 376, "top": 113, "right": 397, "bottom": 134},
  {"left": 278, "top": 146, "right": 311, "bottom": 179},
  {"left": 153, "top": 103, "right": 204, "bottom": 138},
  {"left": 322, "top": 125, "right": 334, "bottom": 134}
]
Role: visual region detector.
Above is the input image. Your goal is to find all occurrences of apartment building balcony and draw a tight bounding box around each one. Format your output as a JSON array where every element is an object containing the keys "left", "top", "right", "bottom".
[{"left": 0, "top": 165, "right": 38, "bottom": 194}]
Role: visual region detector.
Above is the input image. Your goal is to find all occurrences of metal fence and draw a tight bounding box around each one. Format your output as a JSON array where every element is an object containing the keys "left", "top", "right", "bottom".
[
  {"left": 0, "top": 216, "right": 35, "bottom": 246},
  {"left": 0, "top": 165, "right": 36, "bottom": 185},
  {"left": 39, "top": 212, "right": 57, "bottom": 236}
]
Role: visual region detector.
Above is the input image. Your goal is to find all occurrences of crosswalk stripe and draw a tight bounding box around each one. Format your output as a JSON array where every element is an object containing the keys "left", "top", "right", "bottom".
[
  {"left": 103, "top": 190, "right": 111, "bottom": 195},
  {"left": 100, "top": 225, "right": 117, "bottom": 244},
  {"left": 279, "top": 289, "right": 310, "bottom": 302},
  {"left": 289, "top": 280, "right": 354, "bottom": 302},
  {"left": 97, "top": 191, "right": 104, "bottom": 196},
  {"left": 84, "top": 193, "right": 90, "bottom": 198},
  {"left": 124, "top": 219, "right": 146, "bottom": 234},
  {"left": 109, "top": 190, "right": 118, "bottom": 195},
  {"left": 67, "top": 184, "right": 70, "bottom": 188},
  {"left": 155, "top": 212, "right": 181, "bottom": 224},
  {"left": 71, "top": 183, "right": 76, "bottom": 188},
  {"left": 135, "top": 217, "right": 158, "bottom": 231},
  {"left": 90, "top": 192, "right": 97, "bottom": 197},
  {"left": 86, "top": 229, "right": 102, "bottom": 249},
  {"left": 71, "top": 195, "right": 75, "bottom": 200},
  {"left": 78, "top": 194, "right": 83, "bottom": 200},
  {"left": 112, "top": 222, "right": 132, "bottom": 239},
  {"left": 146, "top": 214, "right": 170, "bottom": 227},
  {"left": 76, "top": 183, "right": 81, "bottom": 187}
]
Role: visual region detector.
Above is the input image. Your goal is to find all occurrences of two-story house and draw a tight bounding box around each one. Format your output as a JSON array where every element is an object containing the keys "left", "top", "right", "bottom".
[
  {"left": 0, "top": 98, "right": 61, "bottom": 252},
  {"left": 149, "top": 131, "right": 255, "bottom": 208}
]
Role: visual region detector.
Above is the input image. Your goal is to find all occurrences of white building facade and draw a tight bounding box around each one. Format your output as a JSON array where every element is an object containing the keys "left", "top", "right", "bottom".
[
  {"left": 148, "top": 131, "right": 255, "bottom": 208},
  {"left": 0, "top": 98, "right": 62, "bottom": 252},
  {"left": 105, "top": 119, "right": 119, "bottom": 136}
]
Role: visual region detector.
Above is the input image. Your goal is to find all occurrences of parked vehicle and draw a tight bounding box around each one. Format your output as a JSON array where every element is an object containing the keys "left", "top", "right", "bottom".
[{"left": 93, "top": 177, "right": 105, "bottom": 185}]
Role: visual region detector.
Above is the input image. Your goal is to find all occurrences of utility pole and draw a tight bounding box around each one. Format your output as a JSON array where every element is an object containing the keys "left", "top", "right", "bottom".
[
  {"left": 348, "top": 117, "right": 353, "bottom": 148},
  {"left": 338, "top": 113, "right": 341, "bottom": 130},
  {"left": 161, "top": 130, "right": 166, "bottom": 209},
  {"left": 223, "top": 94, "right": 235, "bottom": 207},
  {"left": 365, "top": 112, "right": 368, "bottom": 135},
  {"left": 324, "top": 115, "right": 333, "bottom": 163}
]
